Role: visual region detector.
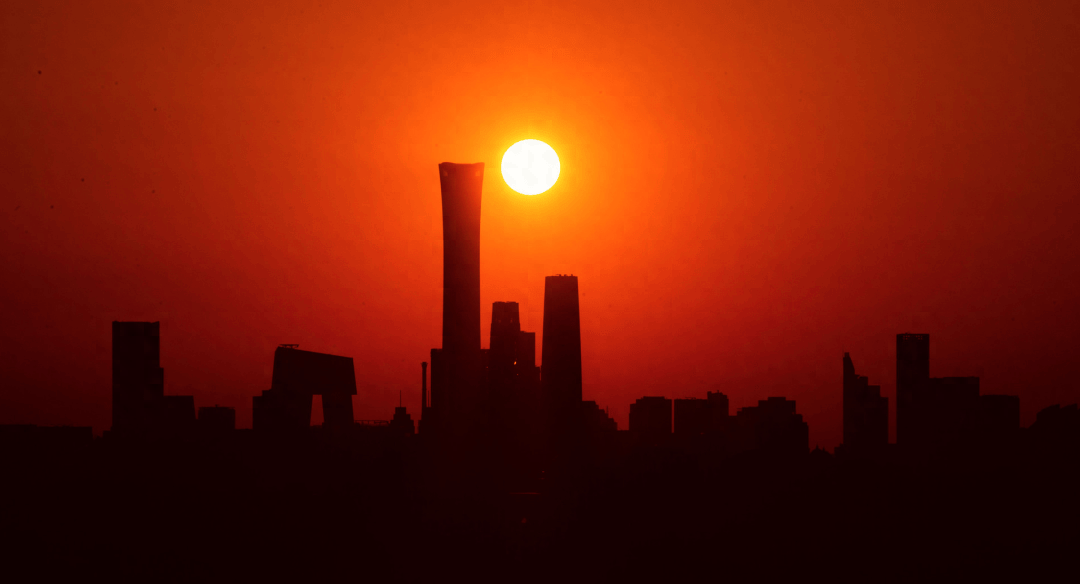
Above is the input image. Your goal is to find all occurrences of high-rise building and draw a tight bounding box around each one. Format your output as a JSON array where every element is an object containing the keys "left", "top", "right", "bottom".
[
  {"left": 541, "top": 275, "right": 583, "bottom": 434},
  {"left": 112, "top": 321, "right": 165, "bottom": 433},
  {"left": 438, "top": 162, "right": 484, "bottom": 429},
  {"left": 489, "top": 301, "right": 521, "bottom": 396},
  {"left": 842, "top": 353, "right": 888, "bottom": 451},
  {"left": 896, "top": 333, "right": 930, "bottom": 445}
]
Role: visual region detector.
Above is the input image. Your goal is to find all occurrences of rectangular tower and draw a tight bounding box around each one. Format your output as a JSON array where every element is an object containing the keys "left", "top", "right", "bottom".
[
  {"left": 111, "top": 321, "right": 165, "bottom": 433},
  {"left": 489, "top": 301, "right": 521, "bottom": 396},
  {"left": 541, "top": 275, "right": 583, "bottom": 437}
]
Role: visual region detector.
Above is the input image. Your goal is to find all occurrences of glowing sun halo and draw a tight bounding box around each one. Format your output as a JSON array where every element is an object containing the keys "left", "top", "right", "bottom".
[{"left": 501, "top": 139, "right": 560, "bottom": 195}]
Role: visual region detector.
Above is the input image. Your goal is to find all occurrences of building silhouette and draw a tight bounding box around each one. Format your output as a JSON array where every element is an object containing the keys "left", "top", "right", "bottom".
[
  {"left": 842, "top": 352, "right": 888, "bottom": 452},
  {"left": 978, "top": 394, "right": 1020, "bottom": 443},
  {"left": 674, "top": 393, "right": 731, "bottom": 437},
  {"left": 674, "top": 398, "right": 709, "bottom": 436},
  {"left": 253, "top": 345, "right": 357, "bottom": 432},
  {"left": 541, "top": 275, "right": 583, "bottom": 442},
  {"left": 580, "top": 400, "right": 618, "bottom": 434},
  {"left": 707, "top": 391, "right": 730, "bottom": 432},
  {"left": 197, "top": 406, "right": 235, "bottom": 434},
  {"left": 895, "top": 333, "right": 1022, "bottom": 451},
  {"left": 630, "top": 396, "right": 672, "bottom": 437},
  {"left": 425, "top": 162, "right": 485, "bottom": 438},
  {"left": 111, "top": 321, "right": 165, "bottom": 433},
  {"left": 390, "top": 406, "right": 415, "bottom": 436},
  {"left": 111, "top": 321, "right": 194, "bottom": 436},
  {"left": 733, "top": 397, "right": 809, "bottom": 456},
  {"left": 486, "top": 301, "right": 542, "bottom": 464}
]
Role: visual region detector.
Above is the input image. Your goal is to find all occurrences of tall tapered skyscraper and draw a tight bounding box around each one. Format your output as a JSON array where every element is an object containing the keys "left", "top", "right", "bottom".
[
  {"left": 541, "top": 275, "right": 582, "bottom": 437},
  {"left": 436, "top": 162, "right": 484, "bottom": 428}
]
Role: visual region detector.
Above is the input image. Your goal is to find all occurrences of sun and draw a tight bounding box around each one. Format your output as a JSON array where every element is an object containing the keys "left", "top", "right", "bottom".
[{"left": 501, "top": 139, "right": 560, "bottom": 195}]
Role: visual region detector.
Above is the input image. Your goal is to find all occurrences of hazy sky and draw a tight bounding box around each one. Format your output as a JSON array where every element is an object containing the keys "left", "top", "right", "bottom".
[{"left": 3, "top": 0, "right": 1078, "bottom": 447}]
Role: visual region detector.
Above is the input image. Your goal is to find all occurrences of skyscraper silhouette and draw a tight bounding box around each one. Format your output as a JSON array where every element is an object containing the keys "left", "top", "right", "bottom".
[
  {"left": 842, "top": 353, "right": 888, "bottom": 451},
  {"left": 541, "top": 275, "right": 583, "bottom": 441},
  {"left": 896, "top": 333, "right": 930, "bottom": 446},
  {"left": 489, "top": 301, "right": 522, "bottom": 397},
  {"left": 111, "top": 321, "right": 164, "bottom": 433},
  {"left": 427, "top": 162, "right": 484, "bottom": 436}
]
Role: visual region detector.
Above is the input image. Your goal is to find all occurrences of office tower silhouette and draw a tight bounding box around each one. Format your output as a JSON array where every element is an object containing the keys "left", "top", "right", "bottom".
[
  {"left": 111, "top": 321, "right": 194, "bottom": 436},
  {"left": 111, "top": 321, "right": 165, "bottom": 433},
  {"left": 490, "top": 301, "right": 522, "bottom": 396},
  {"left": 896, "top": 333, "right": 930, "bottom": 445},
  {"left": 842, "top": 353, "right": 888, "bottom": 451},
  {"left": 734, "top": 397, "right": 809, "bottom": 456},
  {"left": 252, "top": 345, "right": 357, "bottom": 432},
  {"left": 674, "top": 398, "right": 709, "bottom": 436},
  {"left": 197, "top": 406, "right": 236, "bottom": 433},
  {"left": 630, "top": 396, "right": 672, "bottom": 436},
  {"left": 435, "top": 162, "right": 484, "bottom": 435},
  {"left": 541, "top": 275, "right": 583, "bottom": 441}
]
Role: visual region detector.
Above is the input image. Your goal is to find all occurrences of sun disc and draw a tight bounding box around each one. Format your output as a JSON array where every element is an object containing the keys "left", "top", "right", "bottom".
[{"left": 501, "top": 139, "right": 560, "bottom": 195}]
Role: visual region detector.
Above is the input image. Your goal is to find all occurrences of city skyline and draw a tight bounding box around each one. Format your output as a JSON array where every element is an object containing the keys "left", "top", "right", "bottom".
[{"left": 5, "top": 2, "right": 1080, "bottom": 449}]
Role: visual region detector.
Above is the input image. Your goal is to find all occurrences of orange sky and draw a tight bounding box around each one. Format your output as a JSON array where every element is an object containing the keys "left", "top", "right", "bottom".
[{"left": 3, "top": 0, "right": 1079, "bottom": 447}]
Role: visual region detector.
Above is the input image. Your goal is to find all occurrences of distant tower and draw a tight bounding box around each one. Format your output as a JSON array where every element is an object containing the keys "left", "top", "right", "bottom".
[
  {"left": 541, "top": 275, "right": 583, "bottom": 441},
  {"left": 111, "top": 321, "right": 165, "bottom": 433},
  {"left": 489, "top": 301, "right": 522, "bottom": 395},
  {"left": 896, "top": 333, "right": 930, "bottom": 445},
  {"left": 842, "top": 352, "right": 888, "bottom": 451},
  {"left": 436, "top": 162, "right": 484, "bottom": 432}
]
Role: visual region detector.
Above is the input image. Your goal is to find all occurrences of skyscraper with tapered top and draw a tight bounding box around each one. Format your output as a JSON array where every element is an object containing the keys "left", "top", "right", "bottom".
[{"left": 425, "top": 162, "right": 484, "bottom": 435}]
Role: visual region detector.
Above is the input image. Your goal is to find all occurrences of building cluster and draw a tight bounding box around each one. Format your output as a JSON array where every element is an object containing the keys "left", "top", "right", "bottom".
[
  {"left": 839, "top": 334, "right": 1026, "bottom": 456},
  {"left": 418, "top": 163, "right": 616, "bottom": 465},
  {"left": 111, "top": 321, "right": 235, "bottom": 438},
  {"left": 627, "top": 393, "right": 810, "bottom": 456},
  {"left": 5, "top": 162, "right": 1079, "bottom": 465}
]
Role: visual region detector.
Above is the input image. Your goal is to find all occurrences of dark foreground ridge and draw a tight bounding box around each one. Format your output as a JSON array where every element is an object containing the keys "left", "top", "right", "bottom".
[{"left": 2, "top": 162, "right": 1078, "bottom": 580}]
